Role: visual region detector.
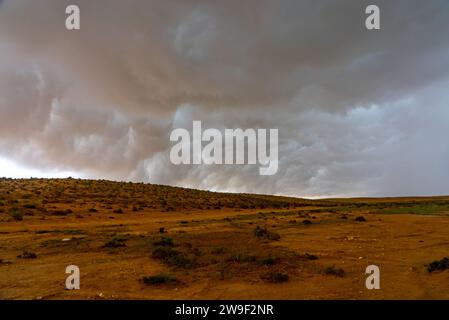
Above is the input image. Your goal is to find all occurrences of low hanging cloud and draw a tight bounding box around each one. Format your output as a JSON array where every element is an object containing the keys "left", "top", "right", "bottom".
[{"left": 0, "top": 0, "right": 448, "bottom": 197}]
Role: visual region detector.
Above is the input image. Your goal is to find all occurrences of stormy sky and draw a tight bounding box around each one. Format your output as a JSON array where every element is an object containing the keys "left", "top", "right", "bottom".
[{"left": 0, "top": 0, "right": 448, "bottom": 197}]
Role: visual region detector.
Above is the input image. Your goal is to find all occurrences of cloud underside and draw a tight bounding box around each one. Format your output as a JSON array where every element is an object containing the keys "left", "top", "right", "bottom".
[{"left": 0, "top": 0, "right": 448, "bottom": 197}]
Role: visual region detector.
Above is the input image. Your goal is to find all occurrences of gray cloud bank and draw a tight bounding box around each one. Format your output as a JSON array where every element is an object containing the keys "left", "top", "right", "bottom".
[{"left": 0, "top": 0, "right": 449, "bottom": 197}]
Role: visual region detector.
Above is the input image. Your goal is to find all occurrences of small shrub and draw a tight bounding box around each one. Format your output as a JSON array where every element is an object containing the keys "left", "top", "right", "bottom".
[
  {"left": 427, "top": 257, "right": 449, "bottom": 272},
  {"left": 260, "top": 272, "right": 289, "bottom": 283},
  {"left": 10, "top": 208, "right": 23, "bottom": 221},
  {"left": 260, "top": 256, "right": 277, "bottom": 266},
  {"left": 211, "top": 247, "right": 225, "bottom": 254},
  {"left": 192, "top": 247, "right": 203, "bottom": 257},
  {"left": 153, "top": 236, "right": 174, "bottom": 247},
  {"left": 152, "top": 247, "right": 195, "bottom": 268},
  {"left": 305, "top": 253, "right": 318, "bottom": 260},
  {"left": 323, "top": 265, "right": 345, "bottom": 277},
  {"left": 302, "top": 219, "right": 312, "bottom": 225},
  {"left": 355, "top": 216, "right": 367, "bottom": 222},
  {"left": 35, "top": 230, "right": 51, "bottom": 234},
  {"left": 227, "top": 253, "right": 257, "bottom": 263},
  {"left": 104, "top": 236, "right": 127, "bottom": 248},
  {"left": 88, "top": 208, "right": 98, "bottom": 213},
  {"left": 52, "top": 210, "right": 68, "bottom": 216},
  {"left": 141, "top": 273, "right": 178, "bottom": 285},
  {"left": 113, "top": 208, "right": 123, "bottom": 214},
  {"left": 62, "top": 229, "right": 83, "bottom": 235},
  {"left": 254, "top": 226, "right": 280, "bottom": 240},
  {"left": 18, "top": 251, "right": 37, "bottom": 259}
]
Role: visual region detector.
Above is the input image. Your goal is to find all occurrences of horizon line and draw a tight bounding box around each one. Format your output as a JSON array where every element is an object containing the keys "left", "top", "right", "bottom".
[{"left": 1, "top": 176, "right": 448, "bottom": 201}]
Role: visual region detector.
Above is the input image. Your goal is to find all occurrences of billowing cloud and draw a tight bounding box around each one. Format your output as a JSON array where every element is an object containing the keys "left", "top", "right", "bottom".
[{"left": 0, "top": 0, "right": 448, "bottom": 197}]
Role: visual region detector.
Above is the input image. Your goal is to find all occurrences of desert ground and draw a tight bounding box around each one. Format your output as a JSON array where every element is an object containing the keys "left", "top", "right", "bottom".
[{"left": 0, "top": 178, "right": 448, "bottom": 300}]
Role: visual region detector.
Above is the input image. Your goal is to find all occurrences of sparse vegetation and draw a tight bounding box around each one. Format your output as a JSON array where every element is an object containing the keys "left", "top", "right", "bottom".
[
  {"left": 260, "top": 272, "right": 289, "bottom": 283},
  {"left": 260, "top": 256, "right": 277, "bottom": 266},
  {"left": 305, "top": 253, "right": 318, "bottom": 260},
  {"left": 17, "top": 251, "right": 37, "bottom": 259},
  {"left": 52, "top": 209, "right": 72, "bottom": 216},
  {"left": 152, "top": 247, "right": 195, "bottom": 268},
  {"left": 254, "top": 226, "right": 280, "bottom": 240},
  {"left": 104, "top": 235, "right": 127, "bottom": 248},
  {"left": 323, "top": 265, "right": 345, "bottom": 277},
  {"left": 9, "top": 208, "right": 24, "bottom": 221},
  {"left": 427, "top": 257, "right": 449, "bottom": 272},
  {"left": 211, "top": 247, "right": 225, "bottom": 254},
  {"left": 2, "top": 178, "right": 449, "bottom": 299},
  {"left": 227, "top": 253, "right": 257, "bottom": 263},
  {"left": 153, "top": 236, "right": 174, "bottom": 247},
  {"left": 141, "top": 273, "right": 178, "bottom": 285}
]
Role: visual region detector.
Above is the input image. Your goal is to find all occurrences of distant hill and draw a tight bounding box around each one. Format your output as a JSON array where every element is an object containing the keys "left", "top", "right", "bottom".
[
  {"left": 0, "top": 178, "right": 315, "bottom": 215},
  {"left": 1, "top": 178, "right": 448, "bottom": 219}
]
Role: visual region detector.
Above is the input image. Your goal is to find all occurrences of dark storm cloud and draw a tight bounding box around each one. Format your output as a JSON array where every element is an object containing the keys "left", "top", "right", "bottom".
[{"left": 0, "top": 0, "right": 448, "bottom": 196}]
